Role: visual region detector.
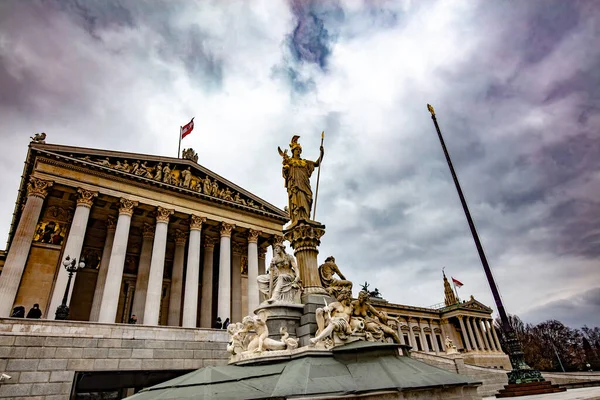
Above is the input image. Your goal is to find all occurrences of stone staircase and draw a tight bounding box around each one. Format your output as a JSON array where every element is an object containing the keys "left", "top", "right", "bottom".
[{"left": 495, "top": 381, "right": 566, "bottom": 397}]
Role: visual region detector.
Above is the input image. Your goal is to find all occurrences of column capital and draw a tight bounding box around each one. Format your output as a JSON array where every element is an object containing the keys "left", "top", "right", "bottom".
[
  {"left": 119, "top": 198, "right": 138, "bottom": 216},
  {"left": 258, "top": 246, "right": 267, "bottom": 259},
  {"left": 232, "top": 242, "right": 245, "bottom": 255},
  {"left": 456, "top": 315, "right": 464, "bottom": 320},
  {"left": 247, "top": 229, "right": 260, "bottom": 244},
  {"left": 271, "top": 234, "right": 284, "bottom": 246},
  {"left": 106, "top": 216, "right": 117, "bottom": 232},
  {"left": 142, "top": 222, "right": 155, "bottom": 239},
  {"left": 174, "top": 229, "right": 188, "bottom": 245},
  {"left": 219, "top": 222, "right": 235, "bottom": 237},
  {"left": 26, "top": 177, "right": 53, "bottom": 199},
  {"left": 76, "top": 188, "right": 98, "bottom": 208},
  {"left": 203, "top": 236, "right": 219, "bottom": 249},
  {"left": 189, "top": 214, "right": 206, "bottom": 231},
  {"left": 155, "top": 206, "right": 174, "bottom": 223}
]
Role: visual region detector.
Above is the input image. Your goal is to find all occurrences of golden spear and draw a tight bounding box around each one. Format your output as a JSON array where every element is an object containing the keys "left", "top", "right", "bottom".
[{"left": 312, "top": 131, "right": 325, "bottom": 220}]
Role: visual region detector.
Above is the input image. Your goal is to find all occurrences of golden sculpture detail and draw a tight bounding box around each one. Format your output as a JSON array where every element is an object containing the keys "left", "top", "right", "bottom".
[
  {"left": 278, "top": 135, "right": 324, "bottom": 225},
  {"left": 427, "top": 104, "right": 436, "bottom": 116}
]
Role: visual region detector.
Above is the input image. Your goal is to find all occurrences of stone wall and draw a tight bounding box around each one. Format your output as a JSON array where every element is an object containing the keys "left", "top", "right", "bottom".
[
  {"left": 412, "top": 351, "right": 509, "bottom": 397},
  {"left": 542, "top": 371, "right": 600, "bottom": 386},
  {"left": 0, "top": 318, "right": 229, "bottom": 399}
]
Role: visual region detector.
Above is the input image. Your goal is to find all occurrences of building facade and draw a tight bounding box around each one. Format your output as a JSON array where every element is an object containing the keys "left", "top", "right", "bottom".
[{"left": 0, "top": 139, "right": 509, "bottom": 398}]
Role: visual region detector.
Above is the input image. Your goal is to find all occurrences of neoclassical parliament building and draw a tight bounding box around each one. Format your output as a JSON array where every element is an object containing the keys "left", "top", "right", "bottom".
[{"left": 0, "top": 138, "right": 509, "bottom": 398}]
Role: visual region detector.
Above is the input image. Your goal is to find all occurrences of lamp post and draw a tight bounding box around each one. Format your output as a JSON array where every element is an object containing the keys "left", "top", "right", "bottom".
[
  {"left": 55, "top": 256, "right": 85, "bottom": 320},
  {"left": 427, "top": 104, "right": 544, "bottom": 385}
]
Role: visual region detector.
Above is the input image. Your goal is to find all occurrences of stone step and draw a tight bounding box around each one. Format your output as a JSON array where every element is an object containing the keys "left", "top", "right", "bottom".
[{"left": 496, "top": 381, "right": 567, "bottom": 398}]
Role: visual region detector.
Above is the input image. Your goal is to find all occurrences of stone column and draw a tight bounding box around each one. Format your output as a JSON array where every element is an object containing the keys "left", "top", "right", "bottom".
[
  {"left": 130, "top": 223, "right": 155, "bottom": 323},
  {"left": 408, "top": 318, "right": 417, "bottom": 350},
  {"left": 466, "top": 317, "right": 479, "bottom": 351},
  {"left": 478, "top": 318, "right": 491, "bottom": 351},
  {"left": 200, "top": 236, "right": 217, "bottom": 328},
  {"left": 491, "top": 319, "right": 502, "bottom": 352},
  {"left": 182, "top": 215, "right": 205, "bottom": 328},
  {"left": 167, "top": 229, "right": 187, "bottom": 326},
  {"left": 0, "top": 177, "right": 53, "bottom": 317},
  {"left": 473, "top": 317, "right": 487, "bottom": 351},
  {"left": 485, "top": 319, "right": 497, "bottom": 352},
  {"left": 89, "top": 216, "right": 117, "bottom": 321},
  {"left": 247, "top": 229, "right": 260, "bottom": 314},
  {"left": 429, "top": 319, "right": 440, "bottom": 353},
  {"left": 283, "top": 222, "right": 328, "bottom": 296},
  {"left": 257, "top": 246, "right": 267, "bottom": 303},
  {"left": 98, "top": 198, "right": 138, "bottom": 323},
  {"left": 418, "top": 319, "right": 429, "bottom": 351},
  {"left": 457, "top": 316, "right": 472, "bottom": 351},
  {"left": 231, "top": 242, "right": 243, "bottom": 323},
  {"left": 48, "top": 188, "right": 97, "bottom": 319},
  {"left": 397, "top": 320, "right": 406, "bottom": 345},
  {"left": 143, "top": 206, "right": 173, "bottom": 325},
  {"left": 217, "top": 222, "right": 234, "bottom": 323}
]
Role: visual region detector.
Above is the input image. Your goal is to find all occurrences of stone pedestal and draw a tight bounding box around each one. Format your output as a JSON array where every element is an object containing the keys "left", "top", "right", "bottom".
[
  {"left": 283, "top": 220, "right": 327, "bottom": 296},
  {"left": 254, "top": 303, "right": 304, "bottom": 340}
]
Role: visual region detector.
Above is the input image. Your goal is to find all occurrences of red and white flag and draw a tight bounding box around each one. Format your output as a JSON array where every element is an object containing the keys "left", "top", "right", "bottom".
[
  {"left": 181, "top": 118, "right": 194, "bottom": 139},
  {"left": 452, "top": 277, "right": 464, "bottom": 288}
]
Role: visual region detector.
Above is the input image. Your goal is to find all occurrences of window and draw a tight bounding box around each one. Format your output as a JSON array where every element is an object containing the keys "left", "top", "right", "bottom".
[
  {"left": 426, "top": 335, "right": 433, "bottom": 351},
  {"left": 436, "top": 334, "right": 443, "bottom": 351},
  {"left": 415, "top": 335, "right": 423, "bottom": 351}
]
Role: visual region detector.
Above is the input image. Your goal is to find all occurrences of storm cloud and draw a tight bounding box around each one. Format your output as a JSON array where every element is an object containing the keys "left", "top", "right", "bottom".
[{"left": 1, "top": 0, "right": 599, "bottom": 328}]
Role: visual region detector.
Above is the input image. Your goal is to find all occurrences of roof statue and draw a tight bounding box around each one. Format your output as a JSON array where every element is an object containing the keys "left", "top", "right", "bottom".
[
  {"left": 181, "top": 147, "right": 198, "bottom": 163},
  {"left": 30, "top": 132, "right": 46, "bottom": 144}
]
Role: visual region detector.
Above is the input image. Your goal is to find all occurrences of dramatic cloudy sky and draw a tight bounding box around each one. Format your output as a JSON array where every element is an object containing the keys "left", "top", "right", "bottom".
[{"left": 1, "top": 0, "right": 599, "bottom": 328}]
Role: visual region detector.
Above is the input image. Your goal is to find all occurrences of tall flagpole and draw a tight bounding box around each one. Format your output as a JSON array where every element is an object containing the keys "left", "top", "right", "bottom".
[
  {"left": 312, "top": 131, "right": 325, "bottom": 220},
  {"left": 452, "top": 279, "right": 460, "bottom": 302},
  {"left": 177, "top": 126, "right": 182, "bottom": 159},
  {"left": 427, "top": 104, "right": 545, "bottom": 386}
]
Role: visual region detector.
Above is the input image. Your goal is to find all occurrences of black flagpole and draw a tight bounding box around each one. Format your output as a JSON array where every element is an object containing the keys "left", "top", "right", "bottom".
[{"left": 427, "top": 104, "right": 545, "bottom": 386}]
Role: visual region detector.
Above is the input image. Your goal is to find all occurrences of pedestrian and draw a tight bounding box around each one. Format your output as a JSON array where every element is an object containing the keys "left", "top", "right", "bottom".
[
  {"left": 26, "top": 304, "right": 42, "bottom": 319},
  {"left": 215, "top": 317, "right": 222, "bottom": 329},
  {"left": 10, "top": 306, "right": 25, "bottom": 318},
  {"left": 128, "top": 315, "right": 138, "bottom": 324},
  {"left": 223, "top": 318, "right": 230, "bottom": 330}
]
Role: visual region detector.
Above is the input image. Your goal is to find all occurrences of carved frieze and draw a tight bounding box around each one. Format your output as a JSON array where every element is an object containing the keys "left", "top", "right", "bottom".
[
  {"left": 232, "top": 242, "right": 245, "bottom": 255},
  {"left": 74, "top": 154, "right": 271, "bottom": 213},
  {"left": 76, "top": 188, "right": 98, "bottom": 208},
  {"left": 44, "top": 206, "right": 72, "bottom": 223},
  {"left": 27, "top": 177, "right": 53, "bottom": 199}
]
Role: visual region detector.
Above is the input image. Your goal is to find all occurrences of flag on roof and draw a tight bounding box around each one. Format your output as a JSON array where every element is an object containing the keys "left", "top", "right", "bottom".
[
  {"left": 452, "top": 277, "right": 463, "bottom": 288},
  {"left": 181, "top": 118, "right": 194, "bottom": 139}
]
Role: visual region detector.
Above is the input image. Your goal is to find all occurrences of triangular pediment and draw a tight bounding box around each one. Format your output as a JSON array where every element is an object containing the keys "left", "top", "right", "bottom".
[
  {"left": 459, "top": 299, "right": 492, "bottom": 313},
  {"left": 31, "top": 143, "right": 288, "bottom": 221}
]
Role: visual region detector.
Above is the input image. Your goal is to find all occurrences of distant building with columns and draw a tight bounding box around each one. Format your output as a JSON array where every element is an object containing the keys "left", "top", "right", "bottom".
[{"left": 0, "top": 140, "right": 509, "bottom": 398}]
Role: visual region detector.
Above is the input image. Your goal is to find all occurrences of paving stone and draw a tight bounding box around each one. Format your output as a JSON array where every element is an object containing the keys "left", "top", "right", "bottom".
[
  {"left": 97, "top": 338, "right": 122, "bottom": 348},
  {"left": 120, "top": 339, "right": 145, "bottom": 348},
  {"left": 184, "top": 342, "right": 206, "bottom": 350},
  {"left": 30, "top": 382, "right": 67, "bottom": 396},
  {"left": 118, "top": 359, "right": 142, "bottom": 369},
  {"left": 93, "top": 359, "right": 119, "bottom": 370},
  {"left": 164, "top": 341, "right": 186, "bottom": 349},
  {"left": 25, "top": 346, "right": 56, "bottom": 358},
  {"left": 67, "top": 359, "right": 94, "bottom": 370},
  {"left": 9, "top": 347, "right": 27, "bottom": 358},
  {"left": 0, "top": 346, "right": 11, "bottom": 358},
  {"left": 194, "top": 350, "right": 212, "bottom": 359},
  {"left": 50, "top": 370, "right": 75, "bottom": 382},
  {"left": 14, "top": 336, "right": 46, "bottom": 347},
  {"left": 144, "top": 340, "right": 165, "bottom": 349},
  {"left": 54, "top": 347, "right": 83, "bottom": 358},
  {"left": 141, "top": 359, "right": 165, "bottom": 370},
  {"left": 162, "top": 359, "right": 186, "bottom": 369},
  {"left": 82, "top": 348, "right": 108, "bottom": 358},
  {"left": 38, "top": 359, "right": 68, "bottom": 371},
  {"left": 131, "top": 348, "right": 154, "bottom": 358},
  {"left": 108, "top": 348, "right": 132, "bottom": 358},
  {"left": 153, "top": 349, "right": 193, "bottom": 359},
  {"left": 44, "top": 337, "right": 75, "bottom": 347},
  {"left": 7, "top": 359, "right": 38, "bottom": 371},
  {"left": 0, "top": 336, "right": 15, "bottom": 346},
  {"left": 19, "top": 371, "right": 50, "bottom": 383},
  {"left": 184, "top": 359, "right": 203, "bottom": 369},
  {"left": 0, "top": 383, "right": 32, "bottom": 397}
]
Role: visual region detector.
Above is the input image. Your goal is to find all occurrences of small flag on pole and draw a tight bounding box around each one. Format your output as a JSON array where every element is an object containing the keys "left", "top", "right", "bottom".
[
  {"left": 452, "top": 277, "right": 464, "bottom": 288},
  {"left": 181, "top": 117, "right": 195, "bottom": 139}
]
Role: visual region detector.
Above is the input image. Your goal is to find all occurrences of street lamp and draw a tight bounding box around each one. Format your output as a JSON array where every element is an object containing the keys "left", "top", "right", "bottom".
[{"left": 54, "top": 256, "right": 85, "bottom": 320}]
